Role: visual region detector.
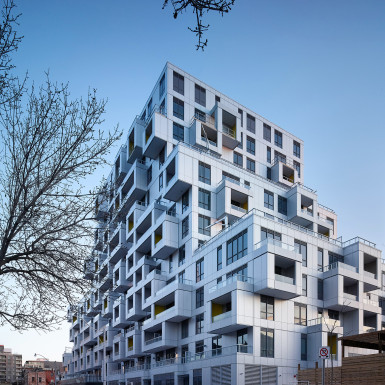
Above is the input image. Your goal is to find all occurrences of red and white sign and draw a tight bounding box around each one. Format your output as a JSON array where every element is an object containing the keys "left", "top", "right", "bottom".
[{"left": 319, "top": 346, "right": 330, "bottom": 359}]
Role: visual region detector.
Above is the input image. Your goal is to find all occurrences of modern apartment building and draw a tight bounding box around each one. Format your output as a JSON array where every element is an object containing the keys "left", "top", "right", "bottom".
[
  {"left": 64, "top": 63, "right": 384, "bottom": 385},
  {"left": 0, "top": 346, "right": 22, "bottom": 385}
]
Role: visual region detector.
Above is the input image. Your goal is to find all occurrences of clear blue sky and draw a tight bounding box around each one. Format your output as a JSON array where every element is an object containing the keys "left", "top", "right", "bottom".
[{"left": 2, "top": 0, "right": 385, "bottom": 361}]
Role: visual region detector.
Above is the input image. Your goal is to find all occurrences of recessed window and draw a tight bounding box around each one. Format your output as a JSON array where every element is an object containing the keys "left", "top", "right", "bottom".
[
  {"left": 302, "top": 275, "right": 307, "bottom": 296},
  {"left": 182, "top": 216, "right": 189, "bottom": 238},
  {"left": 173, "top": 71, "right": 184, "bottom": 95},
  {"left": 198, "top": 214, "right": 210, "bottom": 236},
  {"left": 147, "top": 165, "right": 152, "bottom": 185},
  {"left": 278, "top": 196, "right": 287, "bottom": 215},
  {"left": 317, "top": 248, "right": 324, "bottom": 271},
  {"left": 295, "top": 240, "right": 307, "bottom": 266},
  {"left": 246, "top": 158, "right": 255, "bottom": 172},
  {"left": 217, "top": 246, "right": 222, "bottom": 270},
  {"left": 293, "top": 140, "right": 301, "bottom": 158},
  {"left": 246, "top": 136, "right": 255, "bottom": 155},
  {"left": 196, "top": 314, "right": 204, "bottom": 334},
  {"left": 173, "top": 122, "right": 184, "bottom": 141},
  {"left": 261, "top": 328, "right": 274, "bottom": 357},
  {"left": 159, "top": 74, "right": 165, "bottom": 98},
  {"left": 233, "top": 152, "right": 243, "bottom": 167},
  {"left": 159, "top": 172, "right": 163, "bottom": 190},
  {"left": 179, "top": 245, "right": 186, "bottom": 266},
  {"left": 226, "top": 230, "right": 247, "bottom": 265},
  {"left": 274, "top": 130, "right": 283, "bottom": 148},
  {"left": 261, "top": 295, "right": 274, "bottom": 320},
  {"left": 195, "top": 84, "right": 206, "bottom": 107},
  {"left": 215, "top": 95, "right": 220, "bottom": 103},
  {"left": 318, "top": 279, "right": 324, "bottom": 300},
  {"left": 181, "top": 319, "right": 188, "bottom": 338},
  {"left": 267, "top": 147, "right": 271, "bottom": 163},
  {"left": 198, "top": 188, "right": 211, "bottom": 210},
  {"left": 246, "top": 114, "right": 255, "bottom": 133},
  {"left": 196, "top": 258, "right": 204, "bottom": 282},
  {"left": 294, "top": 160, "right": 301, "bottom": 178},
  {"left": 261, "top": 227, "right": 281, "bottom": 241},
  {"left": 195, "top": 108, "right": 206, "bottom": 122},
  {"left": 198, "top": 162, "right": 211, "bottom": 185},
  {"left": 294, "top": 303, "right": 307, "bottom": 325},
  {"left": 196, "top": 287, "right": 204, "bottom": 308},
  {"left": 264, "top": 190, "right": 274, "bottom": 210},
  {"left": 238, "top": 108, "right": 243, "bottom": 127},
  {"left": 173, "top": 97, "right": 184, "bottom": 120},
  {"left": 301, "top": 334, "right": 307, "bottom": 361},
  {"left": 263, "top": 123, "right": 271, "bottom": 142}
]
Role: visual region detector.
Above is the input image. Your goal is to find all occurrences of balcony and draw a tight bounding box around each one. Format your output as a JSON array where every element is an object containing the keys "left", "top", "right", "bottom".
[
  {"left": 143, "top": 111, "right": 168, "bottom": 159},
  {"left": 127, "top": 118, "right": 145, "bottom": 164},
  {"left": 114, "top": 146, "right": 129, "bottom": 186},
  {"left": 323, "top": 275, "right": 360, "bottom": 311},
  {"left": 126, "top": 332, "right": 142, "bottom": 357},
  {"left": 152, "top": 212, "right": 179, "bottom": 260},
  {"left": 189, "top": 111, "right": 219, "bottom": 152},
  {"left": 109, "top": 223, "right": 130, "bottom": 263},
  {"left": 142, "top": 322, "right": 178, "bottom": 353},
  {"left": 221, "top": 109, "right": 238, "bottom": 149},
  {"left": 112, "top": 296, "right": 131, "bottom": 329},
  {"left": 101, "top": 293, "right": 120, "bottom": 318},
  {"left": 164, "top": 150, "right": 193, "bottom": 202}
]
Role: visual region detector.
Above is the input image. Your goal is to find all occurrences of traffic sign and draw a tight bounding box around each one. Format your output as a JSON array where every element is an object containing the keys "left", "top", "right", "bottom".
[{"left": 319, "top": 346, "right": 330, "bottom": 359}]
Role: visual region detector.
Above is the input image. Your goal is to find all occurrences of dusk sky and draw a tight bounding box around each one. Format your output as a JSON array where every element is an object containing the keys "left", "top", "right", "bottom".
[{"left": 1, "top": 0, "right": 384, "bottom": 362}]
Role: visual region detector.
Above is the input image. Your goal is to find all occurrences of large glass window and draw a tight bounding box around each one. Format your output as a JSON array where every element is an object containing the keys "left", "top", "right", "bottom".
[
  {"left": 329, "top": 252, "right": 343, "bottom": 265},
  {"left": 260, "top": 295, "right": 274, "bottom": 320},
  {"left": 261, "top": 227, "right": 281, "bottom": 241},
  {"left": 302, "top": 275, "right": 307, "bottom": 296},
  {"left": 295, "top": 240, "right": 307, "bottom": 266},
  {"left": 267, "top": 146, "right": 271, "bottom": 163},
  {"left": 217, "top": 246, "right": 222, "bottom": 271},
  {"left": 261, "top": 328, "right": 274, "bottom": 358},
  {"left": 246, "top": 158, "right": 255, "bottom": 172},
  {"left": 181, "top": 319, "right": 188, "bottom": 338},
  {"left": 264, "top": 190, "right": 274, "bottom": 210},
  {"left": 237, "top": 329, "right": 248, "bottom": 352},
  {"left": 226, "top": 230, "right": 248, "bottom": 265},
  {"left": 278, "top": 196, "right": 287, "bottom": 215},
  {"left": 263, "top": 123, "right": 271, "bottom": 142},
  {"left": 173, "top": 71, "right": 184, "bottom": 95},
  {"left": 198, "top": 162, "right": 211, "bottom": 185},
  {"left": 233, "top": 152, "right": 243, "bottom": 166},
  {"left": 318, "top": 248, "right": 324, "bottom": 271},
  {"left": 212, "top": 336, "right": 222, "bottom": 355},
  {"left": 147, "top": 165, "right": 152, "bottom": 184},
  {"left": 196, "top": 314, "right": 204, "bottom": 334},
  {"left": 182, "top": 216, "right": 189, "bottom": 238},
  {"left": 246, "top": 114, "right": 255, "bottom": 133},
  {"left": 274, "top": 130, "right": 283, "bottom": 148},
  {"left": 178, "top": 245, "right": 185, "bottom": 266},
  {"left": 301, "top": 334, "right": 307, "bottom": 361},
  {"left": 294, "top": 303, "right": 307, "bottom": 325},
  {"left": 318, "top": 279, "right": 324, "bottom": 300},
  {"left": 198, "top": 214, "right": 210, "bottom": 236},
  {"left": 182, "top": 190, "right": 189, "bottom": 213},
  {"left": 196, "top": 258, "right": 204, "bottom": 282},
  {"left": 173, "top": 97, "right": 184, "bottom": 120},
  {"left": 246, "top": 136, "right": 255, "bottom": 155},
  {"left": 198, "top": 188, "right": 211, "bottom": 210},
  {"left": 195, "top": 84, "right": 206, "bottom": 107},
  {"left": 293, "top": 160, "right": 301, "bottom": 177},
  {"left": 173, "top": 122, "right": 184, "bottom": 141},
  {"left": 196, "top": 287, "right": 204, "bottom": 308},
  {"left": 293, "top": 140, "right": 301, "bottom": 158},
  {"left": 159, "top": 74, "right": 165, "bottom": 98}
]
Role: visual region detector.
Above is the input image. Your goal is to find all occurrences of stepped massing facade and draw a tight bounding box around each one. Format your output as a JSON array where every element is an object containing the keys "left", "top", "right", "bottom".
[{"left": 64, "top": 63, "right": 384, "bottom": 385}]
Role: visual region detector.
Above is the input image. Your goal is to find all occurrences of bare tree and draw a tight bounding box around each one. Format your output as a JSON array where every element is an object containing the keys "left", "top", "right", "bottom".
[{"left": 163, "top": 0, "right": 235, "bottom": 50}]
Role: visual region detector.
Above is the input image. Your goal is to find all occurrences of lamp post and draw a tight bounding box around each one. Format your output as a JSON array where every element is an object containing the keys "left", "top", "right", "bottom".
[{"left": 34, "top": 354, "right": 56, "bottom": 385}]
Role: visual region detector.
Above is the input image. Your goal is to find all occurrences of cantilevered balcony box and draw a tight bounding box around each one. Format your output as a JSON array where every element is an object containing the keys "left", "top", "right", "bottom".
[
  {"left": 126, "top": 331, "right": 142, "bottom": 357},
  {"left": 253, "top": 238, "right": 302, "bottom": 299},
  {"left": 113, "top": 260, "right": 132, "bottom": 293},
  {"left": 109, "top": 223, "right": 131, "bottom": 264},
  {"left": 189, "top": 111, "right": 221, "bottom": 153},
  {"left": 127, "top": 117, "right": 145, "bottom": 164},
  {"left": 151, "top": 211, "right": 179, "bottom": 260},
  {"left": 216, "top": 177, "right": 251, "bottom": 221},
  {"left": 143, "top": 112, "right": 168, "bottom": 159},
  {"left": 101, "top": 292, "right": 120, "bottom": 318},
  {"left": 114, "top": 145, "right": 129, "bottom": 186},
  {"left": 164, "top": 148, "right": 193, "bottom": 202},
  {"left": 126, "top": 291, "right": 148, "bottom": 321},
  {"left": 112, "top": 295, "right": 131, "bottom": 328},
  {"left": 83, "top": 326, "right": 97, "bottom": 348},
  {"left": 142, "top": 322, "right": 178, "bottom": 353}
]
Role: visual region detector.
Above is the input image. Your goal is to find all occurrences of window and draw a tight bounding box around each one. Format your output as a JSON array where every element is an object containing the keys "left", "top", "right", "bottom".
[
  {"left": 246, "top": 136, "right": 255, "bottom": 155},
  {"left": 263, "top": 123, "right": 271, "bottom": 142},
  {"left": 302, "top": 275, "right": 307, "bottom": 296},
  {"left": 238, "top": 132, "right": 243, "bottom": 149},
  {"left": 160, "top": 98, "right": 165, "bottom": 115},
  {"left": 178, "top": 245, "right": 185, "bottom": 266},
  {"left": 173, "top": 97, "right": 184, "bottom": 120},
  {"left": 267, "top": 167, "right": 271, "bottom": 180},
  {"left": 261, "top": 328, "right": 274, "bottom": 358},
  {"left": 261, "top": 295, "right": 274, "bottom": 320},
  {"left": 182, "top": 190, "right": 189, "bottom": 213},
  {"left": 215, "top": 95, "right": 220, "bottom": 103},
  {"left": 246, "top": 114, "right": 255, "bottom": 133},
  {"left": 178, "top": 269, "right": 185, "bottom": 283},
  {"left": 295, "top": 240, "right": 307, "bottom": 266},
  {"left": 264, "top": 190, "right": 274, "bottom": 210},
  {"left": 198, "top": 214, "right": 210, "bottom": 236},
  {"left": 195, "top": 84, "right": 206, "bottom": 107},
  {"left": 147, "top": 98, "right": 152, "bottom": 116},
  {"left": 180, "top": 319, "right": 189, "bottom": 339},
  {"left": 274, "top": 130, "right": 283, "bottom": 148},
  {"left": 233, "top": 152, "right": 243, "bottom": 167},
  {"left": 329, "top": 252, "right": 343, "bottom": 265},
  {"left": 318, "top": 248, "right": 324, "bottom": 271},
  {"left": 212, "top": 335, "right": 222, "bottom": 355},
  {"left": 301, "top": 334, "right": 307, "bottom": 361},
  {"left": 196, "top": 287, "right": 204, "bottom": 308},
  {"left": 198, "top": 162, "right": 211, "bottom": 184},
  {"left": 293, "top": 140, "right": 301, "bottom": 158},
  {"left": 196, "top": 314, "right": 204, "bottom": 334},
  {"left": 195, "top": 108, "right": 206, "bottom": 122},
  {"left": 159, "top": 146, "right": 165, "bottom": 167},
  {"left": 217, "top": 246, "right": 222, "bottom": 270},
  {"left": 318, "top": 279, "right": 324, "bottom": 300},
  {"left": 294, "top": 303, "right": 307, "bottom": 325},
  {"left": 261, "top": 227, "right": 281, "bottom": 241},
  {"left": 147, "top": 165, "right": 152, "bottom": 184},
  {"left": 196, "top": 258, "right": 204, "bottom": 282},
  {"left": 238, "top": 108, "right": 243, "bottom": 127},
  {"left": 237, "top": 329, "right": 248, "bottom": 350},
  {"left": 173, "top": 71, "right": 184, "bottom": 95},
  {"left": 294, "top": 160, "right": 301, "bottom": 177},
  {"left": 193, "top": 368, "right": 202, "bottom": 385},
  {"left": 159, "top": 73, "right": 165, "bottom": 98},
  {"left": 159, "top": 172, "right": 163, "bottom": 190},
  {"left": 226, "top": 229, "right": 247, "bottom": 265},
  {"left": 274, "top": 151, "right": 286, "bottom": 164},
  {"left": 169, "top": 256, "right": 173, "bottom": 273},
  {"left": 278, "top": 196, "right": 287, "bottom": 215},
  {"left": 173, "top": 122, "right": 184, "bottom": 141},
  {"left": 267, "top": 147, "right": 271, "bottom": 163},
  {"left": 328, "top": 309, "right": 339, "bottom": 320},
  {"left": 246, "top": 158, "right": 255, "bottom": 172},
  {"left": 198, "top": 188, "right": 211, "bottom": 210},
  {"left": 227, "top": 264, "right": 247, "bottom": 280},
  {"left": 182, "top": 216, "right": 189, "bottom": 238}
]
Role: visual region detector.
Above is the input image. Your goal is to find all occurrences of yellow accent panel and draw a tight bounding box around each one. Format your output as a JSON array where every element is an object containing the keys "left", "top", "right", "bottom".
[
  {"left": 129, "top": 221, "right": 134, "bottom": 231},
  {"left": 155, "top": 305, "right": 165, "bottom": 315},
  {"left": 212, "top": 302, "right": 223, "bottom": 317},
  {"left": 242, "top": 201, "right": 248, "bottom": 210},
  {"left": 95, "top": 262, "right": 98, "bottom": 272},
  {"left": 232, "top": 124, "right": 236, "bottom": 136},
  {"left": 146, "top": 132, "right": 151, "bottom": 143},
  {"left": 328, "top": 335, "right": 337, "bottom": 355},
  {"left": 288, "top": 174, "right": 294, "bottom": 183},
  {"left": 129, "top": 142, "right": 134, "bottom": 155},
  {"left": 99, "top": 335, "right": 104, "bottom": 344},
  {"left": 73, "top": 315, "right": 77, "bottom": 323},
  {"left": 155, "top": 233, "right": 162, "bottom": 245},
  {"left": 87, "top": 300, "right": 90, "bottom": 309},
  {"left": 104, "top": 298, "right": 108, "bottom": 309},
  {"left": 128, "top": 338, "right": 133, "bottom": 348}
]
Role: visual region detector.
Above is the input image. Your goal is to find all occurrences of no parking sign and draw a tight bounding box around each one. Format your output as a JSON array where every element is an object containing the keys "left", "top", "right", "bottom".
[{"left": 319, "top": 346, "right": 330, "bottom": 359}]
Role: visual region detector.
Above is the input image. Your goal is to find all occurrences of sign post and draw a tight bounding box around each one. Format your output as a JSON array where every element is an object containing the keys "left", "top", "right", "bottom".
[{"left": 319, "top": 346, "right": 330, "bottom": 385}]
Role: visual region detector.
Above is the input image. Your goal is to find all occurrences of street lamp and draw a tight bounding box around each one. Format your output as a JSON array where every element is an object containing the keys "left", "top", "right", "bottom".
[{"left": 34, "top": 354, "right": 56, "bottom": 385}]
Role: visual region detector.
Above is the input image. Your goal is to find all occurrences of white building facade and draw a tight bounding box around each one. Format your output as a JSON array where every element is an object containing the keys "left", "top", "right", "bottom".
[{"left": 64, "top": 63, "right": 384, "bottom": 385}]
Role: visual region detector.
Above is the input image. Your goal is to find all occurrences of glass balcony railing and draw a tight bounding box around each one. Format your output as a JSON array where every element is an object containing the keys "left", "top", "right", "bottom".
[
  {"left": 212, "top": 310, "right": 232, "bottom": 323},
  {"left": 275, "top": 274, "right": 294, "bottom": 285}
]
